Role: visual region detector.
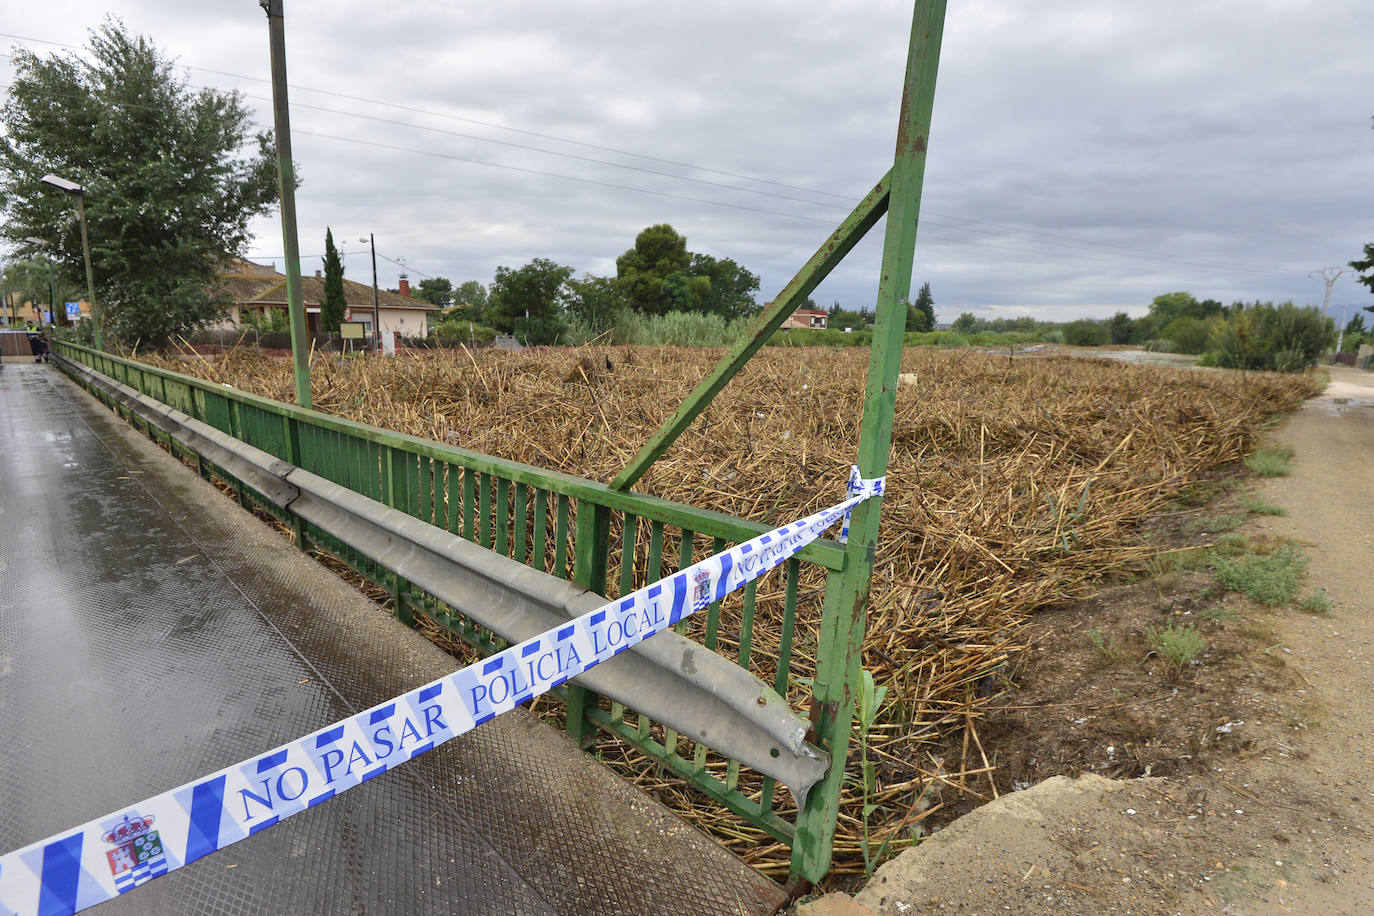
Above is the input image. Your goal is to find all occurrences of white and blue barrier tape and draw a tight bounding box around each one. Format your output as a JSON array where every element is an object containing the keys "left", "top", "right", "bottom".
[
  {"left": 0, "top": 474, "right": 883, "bottom": 916},
  {"left": 839, "top": 466, "right": 885, "bottom": 544}
]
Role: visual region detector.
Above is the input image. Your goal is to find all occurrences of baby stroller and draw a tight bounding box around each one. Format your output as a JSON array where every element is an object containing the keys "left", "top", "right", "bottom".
[{"left": 27, "top": 330, "right": 50, "bottom": 363}]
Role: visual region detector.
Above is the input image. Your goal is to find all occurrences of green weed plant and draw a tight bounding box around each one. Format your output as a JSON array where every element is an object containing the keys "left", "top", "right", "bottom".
[
  {"left": 1244, "top": 446, "right": 1295, "bottom": 477},
  {"left": 1211, "top": 542, "right": 1308, "bottom": 606},
  {"left": 1145, "top": 623, "right": 1206, "bottom": 672}
]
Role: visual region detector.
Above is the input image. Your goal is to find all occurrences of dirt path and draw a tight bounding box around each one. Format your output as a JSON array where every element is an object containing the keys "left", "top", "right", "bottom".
[{"left": 801, "top": 367, "right": 1374, "bottom": 915}]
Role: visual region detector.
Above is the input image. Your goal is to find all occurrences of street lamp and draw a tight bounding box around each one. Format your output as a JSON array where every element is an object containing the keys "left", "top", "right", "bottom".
[
  {"left": 40, "top": 173, "right": 101, "bottom": 349},
  {"left": 359, "top": 235, "right": 380, "bottom": 352},
  {"left": 23, "top": 237, "right": 57, "bottom": 327}
]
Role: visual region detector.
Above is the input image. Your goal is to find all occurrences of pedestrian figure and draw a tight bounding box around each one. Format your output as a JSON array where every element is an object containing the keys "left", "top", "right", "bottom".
[{"left": 27, "top": 327, "right": 50, "bottom": 363}]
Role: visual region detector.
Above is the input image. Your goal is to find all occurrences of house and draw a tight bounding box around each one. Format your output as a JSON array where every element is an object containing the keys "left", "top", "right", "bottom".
[
  {"left": 780, "top": 308, "right": 828, "bottom": 330},
  {"left": 217, "top": 259, "right": 438, "bottom": 338}
]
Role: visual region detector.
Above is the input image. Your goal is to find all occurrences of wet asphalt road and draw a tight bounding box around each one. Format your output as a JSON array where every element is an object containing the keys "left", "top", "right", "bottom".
[{"left": 0, "top": 362, "right": 781, "bottom": 915}]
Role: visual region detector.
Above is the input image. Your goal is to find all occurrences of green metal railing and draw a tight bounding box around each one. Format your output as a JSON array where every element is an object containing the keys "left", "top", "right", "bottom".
[{"left": 55, "top": 340, "right": 847, "bottom": 875}]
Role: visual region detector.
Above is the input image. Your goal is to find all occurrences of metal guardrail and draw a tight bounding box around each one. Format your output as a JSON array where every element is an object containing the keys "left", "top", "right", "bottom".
[{"left": 55, "top": 342, "right": 850, "bottom": 879}]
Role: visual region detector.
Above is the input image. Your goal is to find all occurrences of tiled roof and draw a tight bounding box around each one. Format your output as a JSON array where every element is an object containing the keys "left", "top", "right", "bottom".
[{"left": 218, "top": 270, "right": 435, "bottom": 311}]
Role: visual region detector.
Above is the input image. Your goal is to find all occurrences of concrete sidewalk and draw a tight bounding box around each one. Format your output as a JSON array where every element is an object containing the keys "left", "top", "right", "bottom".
[{"left": 0, "top": 361, "right": 783, "bottom": 915}]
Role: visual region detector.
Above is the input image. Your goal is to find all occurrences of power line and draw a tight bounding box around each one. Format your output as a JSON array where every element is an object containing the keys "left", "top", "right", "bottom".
[
  {"left": 0, "top": 36, "right": 1309, "bottom": 282},
  {"left": 0, "top": 31, "right": 855, "bottom": 202},
  {"left": 0, "top": 37, "right": 1304, "bottom": 276},
  {"left": 292, "top": 128, "right": 837, "bottom": 225}
]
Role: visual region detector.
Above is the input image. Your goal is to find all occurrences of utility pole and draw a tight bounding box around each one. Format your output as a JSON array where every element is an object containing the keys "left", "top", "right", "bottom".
[
  {"left": 260, "top": 0, "right": 312, "bottom": 409},
  {"left": 1309, "top": 267, "right": 1344, "bottom": 318},
  {"left": 1334, "top": 304, "right": 1350, "bottom": 354}
]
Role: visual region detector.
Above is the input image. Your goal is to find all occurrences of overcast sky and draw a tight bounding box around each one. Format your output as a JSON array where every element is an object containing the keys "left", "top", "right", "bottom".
[{"left": 3, "top": 1, "right": 1372, "bottom": 323}]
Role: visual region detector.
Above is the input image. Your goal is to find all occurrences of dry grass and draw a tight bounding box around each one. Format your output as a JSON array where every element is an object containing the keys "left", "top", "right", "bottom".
[{"left": 143, "top": 342, "right": 1318, "bottom": 876}]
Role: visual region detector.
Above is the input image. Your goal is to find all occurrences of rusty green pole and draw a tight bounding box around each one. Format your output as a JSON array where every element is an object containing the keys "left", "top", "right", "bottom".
[
  {"left": 792, "top": 0, "right": 946, "bottom": 883},
  {"left": 259, "top": 0, "right": 312, "bottom": 409}
]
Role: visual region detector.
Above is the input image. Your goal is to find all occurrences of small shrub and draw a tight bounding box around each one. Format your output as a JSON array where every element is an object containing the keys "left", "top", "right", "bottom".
[
  {"left": 1244, "top": 446, "right": 1294, "bottom": 477},
  {"left": 433, "top": 318, "right": 498, "bottom": 345},
  {"left": 1240, "top": 493, "right": 1286, "bottom": 516},
  {"left": 1202, "top": 606, "right": 1241, "bottom": 623},
  {"left": 1145, "top": 623, "right": 1206, "bottom": 670},
  {"left": 1087, "top": 627, "right": 1121, "bottom": 661},
  {"left": 1298, "top": 592, "right": 1332, "bottom": 615},
  {"left": 1211, "top": 542, "right": 1308, "bottom": 606}
]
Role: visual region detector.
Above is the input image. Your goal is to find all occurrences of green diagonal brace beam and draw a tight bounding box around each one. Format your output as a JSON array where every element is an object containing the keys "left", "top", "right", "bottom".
[{"left": 609, "top": 171, "right": 892, "bottom": 492}]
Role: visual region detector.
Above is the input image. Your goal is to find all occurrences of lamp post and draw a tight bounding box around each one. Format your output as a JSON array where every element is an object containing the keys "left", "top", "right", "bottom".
[
  {"left": 24, "top": 237, "right": 57, "bottom": 327},
  {"left": 39, "top": 174, "right": 100, "bottom": 348},
  {"left": 359, "top": 235, "right": 380, "bottom": 352}
]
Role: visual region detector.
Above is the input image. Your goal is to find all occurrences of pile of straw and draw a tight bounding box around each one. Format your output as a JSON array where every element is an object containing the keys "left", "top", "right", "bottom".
[{"left": 147, "top": 343, "right": 1317, "bottom": 874}]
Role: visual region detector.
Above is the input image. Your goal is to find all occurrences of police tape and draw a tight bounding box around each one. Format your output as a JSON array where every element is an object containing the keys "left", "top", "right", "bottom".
[{"left": 0, "top": 471, "right": 885, "bottom": 916}]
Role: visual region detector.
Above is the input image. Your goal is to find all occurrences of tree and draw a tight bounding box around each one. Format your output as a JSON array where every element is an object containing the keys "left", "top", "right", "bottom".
[
  {"left": 565, "top": 274, "right": 625, "bottom": 335},
  {"left": 0, "top": 21, "right": 279, "bottom": 347},
  {"left": 1108, "top": 311, "right": 1136, "bottom": 345},
  {"left": 912, "top": 282, "right": 936, "bottom": 331},
  {"left": 685, "top": 254, "right": 759, "bottom": 319},
  {"left": 2, "top": 258, "right": 80, "bottom": 322},
  {"left": 486, "top": 258, "right": 573, "bottom": 345},
  {"left": 1351, "top": 243, "right": 1374, "bottom": 312},
  {"left": 1063, "top": 318, "right": 1110, "bottom": 347},
  {"left": 455, "top": 280, "right": 488, "bottom": 314},
  {"left": 950, "top": 312, "right": 979, "bottom": 334},
  {"left": 320, "top": 228, "right": 346, "bottom": 332},
  {"left": 616, "top": 224, "right": 693, "bottom": 315},
  {"left": 414, "top": 276, "right": 454, "bottom": 310},
  {"left": 1206, "top": 301, "right": 1334, "bottom": 372}
]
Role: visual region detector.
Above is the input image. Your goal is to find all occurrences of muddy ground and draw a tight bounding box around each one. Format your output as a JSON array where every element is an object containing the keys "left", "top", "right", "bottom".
[{"left": 801, "top": 366, "right": 1374, "bottom": 915}]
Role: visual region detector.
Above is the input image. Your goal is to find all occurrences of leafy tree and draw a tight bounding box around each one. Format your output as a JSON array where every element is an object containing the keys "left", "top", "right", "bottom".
[
  {"left": 414, "top": 276, "right": 454, "bottom": 309},
  {"left": 1205, "top": 301, "right": 1334, "bottom": 372},
  {"left": 1344, "top": 312, "right": 1367, "bottom": 338},
  {"left": 1063, "top": 318, "right": 1110, "bottom": 347},
  {"left": 320, "top": 228, "right": 346, "bottom": 332},
  {"left": 1351, "top": 243, "right": 1374, "bottom": 312},
  {"left": 1108, "top": 311, "right": 1136, "bottom": 345},
  {"left": 904, "top": 302, "right": 921, "bottom": 332},
  {"left": 616, "top": 223, "right": 694, "bottom": 315},
  {"left": 565, "top": 274, "right": 625, "bottom": 335},
  {"left": 0, "top": 21, "right": 278, "bottom": 347},
  {"left": 485, "top": 257, "right": 573, "bottom": 345},
  {"left": 2, "top": 258, "right": 80, "bottom": 322},
  {"left": 660, "top": 270, "right": 711, "bottom": 313},
  {"left": 1161, "top": 316, "right": 1210, "bottom": 354},
  {"left": 912, "top": 282, "right": 936, "bottom": 332},
  {"left": 685, "top": 253, "right": 759, "bottom": 319},
  {"left": 950, "top": 312, "right": 979, "bottom": 334},
  {"left": 1147, "top": 291, "right": 1201, "bottom": 324},
  {"left": 455, "top": 280, "right": 489, "bottom": 314}
]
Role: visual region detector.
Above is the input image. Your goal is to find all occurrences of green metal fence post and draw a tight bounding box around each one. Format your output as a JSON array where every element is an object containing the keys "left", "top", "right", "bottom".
[
  {"left": 284, "top": 415, "right": 308, "bottom": 551},
  {"left": 792, "top": 0, "right": 946, "bottom": 884},
  {"left": 384, "top": 446, "right": 415, "bottom": 626},
  {"left": 566, "top": 502, "right": 611, "bottom": 747}
]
